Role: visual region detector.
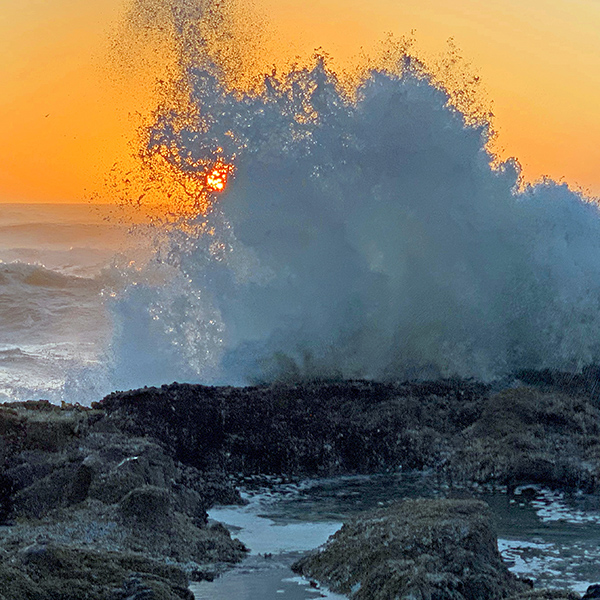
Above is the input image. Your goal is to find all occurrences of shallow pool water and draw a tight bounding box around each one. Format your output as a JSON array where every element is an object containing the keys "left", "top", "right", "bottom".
[{"left": 191, "top": 474, "right": 600, "bottom": 599}]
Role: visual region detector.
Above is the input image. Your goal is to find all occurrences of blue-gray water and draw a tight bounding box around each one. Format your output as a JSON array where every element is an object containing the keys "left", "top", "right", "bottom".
[
  {"left": 192, "top": 474, "right": 600, "bottom": 599},
  {"left": 0, "top": 203, "right": 153, "bottom": 403}
]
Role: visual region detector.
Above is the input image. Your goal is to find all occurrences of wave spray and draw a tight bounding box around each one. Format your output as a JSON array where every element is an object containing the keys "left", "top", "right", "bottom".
[{"left": 105, "top": 0, "right": 600, "bottom": 391}]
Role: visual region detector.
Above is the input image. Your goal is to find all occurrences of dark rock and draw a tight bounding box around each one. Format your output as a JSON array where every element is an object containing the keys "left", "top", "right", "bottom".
[
  {"left": 100, "top": 380, "right": 488, "bottom": 477},
  {"left": 111, "top": 573, "right": 194, "bottom": 600},
  {"left": 3, "top": 378, "right": 600, "bottom": 599},
  {"left": 67, "top": 462, "right": 94, "bottom": 504},
  {"left": 5, "top": 422, "right": 242, "bottom": 524},
  {"left": 292, "top": 498, "right": 528, "bottom": 600},
  {"left": 86, "top": 437, "right": 177, "bottom": 505},
  {"left": 13, "top": 461, "right": 83, "bottom": 518},
  {"left": 0, "top": 473, "right": 13, "bottom": 524},
  {"left": 0, "top": 562, "right": 42, "bottom": 600},
  {"left": 99, "top": 380, "right": 600, "bottom": 492},
  {"left": 0, "top": 401, "right": 102, "bottom": 455},
  {"left": 6, "top": 451, "right": 58, "bottom": 491},
  {"left": 449, "top": 388, "right": 600, "bottom": 491},
  {"left": 508, "top": 591, "right": 581, "bottom": 600},
  {"left": 12, "top": 543, "right": 193, "bottom": 600},
  {"left": 0, "top": 405, "right": 247, "bottom": 577},
  {"left": 119, "top": 486, "right": 172, "bottom": 527},
  {"left": 583, "top": 584, "right": 600, "bottom": 599},
  {"left": 515, "top": 365, "right": 600, "bottom": 401},
  {"left": 114, "top": 507, "right": 247, "bottom": 565}
]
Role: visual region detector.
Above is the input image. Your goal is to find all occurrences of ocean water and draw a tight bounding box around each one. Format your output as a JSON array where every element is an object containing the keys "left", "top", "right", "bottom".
[{"left": 0, "top": 203, "right": 149, "bottom": 402}]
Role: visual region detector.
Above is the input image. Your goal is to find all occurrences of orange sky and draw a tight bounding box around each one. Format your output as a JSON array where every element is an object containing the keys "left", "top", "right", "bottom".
[{"left": 1, "top": 0, "right": 599, "bottom": 203}]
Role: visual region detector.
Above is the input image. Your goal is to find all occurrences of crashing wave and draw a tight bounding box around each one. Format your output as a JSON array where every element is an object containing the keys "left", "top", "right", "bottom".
[{"left": 69, "top": 0, "right": 593, "bottom": 392}]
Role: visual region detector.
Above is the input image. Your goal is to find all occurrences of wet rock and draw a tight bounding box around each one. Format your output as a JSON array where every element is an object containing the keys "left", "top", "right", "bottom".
[
  {"left": 3, "top": 379, "right": 600, "bottom": 598},
  {"left": 0, "top": 562, "right": 41, "bottom": 600},
  {"left": 5, "top": 449, "right": 61, "bottom": 490},
  {"left": 449, "top": 388, "right": 600, "bottom": 491},
  {"left": 583, "top": 584, "right": 600, "bottom": 599},
  {"left": 99, "top": 380, "right": 487, "bottom": 476},
  {"left": 0, "top": 401, "right": 102, "bottom": 455},
  {"left": 99, "top": 380, "right": 600, "bottom": 493},
  {"left": 67, "top": 462, "right": 94, "bottom": 504},
  {"left": 11, "top": 543, "right": 194, "bottom": 600},
  {"left": 0, "top": 473, "right": 13, "bottom": 525},
  {"left": 515, "top": 365, "right": 600, "bottom": 400},
  {"left": 119, "top": 486, "right": 172, "bottom": 527},
  {"left": 292, "top": 498, "right": 528, "bottom": 600},
  {"left": 0, "top": 403, "right": 247, "bottom": 587},
  {"left": 12, "top": 461, "right": 84, "bottom": 518},
  {"left": 86, "top": 437, "right": 177, "bottom": 505},
  {"left": 111, "top": 573, "right": 194, "bottom": 600},
  {"left": 5, "top": 425, "right": 241, "bottom": 523}
]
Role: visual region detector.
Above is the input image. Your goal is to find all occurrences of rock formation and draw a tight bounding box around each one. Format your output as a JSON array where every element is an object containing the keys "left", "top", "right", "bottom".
[{"left": 292, "top": 498, "right": 528, "bottom": 600}]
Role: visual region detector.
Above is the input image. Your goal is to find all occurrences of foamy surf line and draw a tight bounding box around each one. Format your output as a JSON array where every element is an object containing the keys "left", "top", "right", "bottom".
[{"left": 498, "top": 539, "right": 596, "bottom": 594}]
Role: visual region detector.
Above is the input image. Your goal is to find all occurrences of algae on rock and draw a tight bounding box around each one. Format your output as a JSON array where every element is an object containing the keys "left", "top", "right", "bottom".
[{"left": 293, "top": 498, "right": 529, "bottom": 600}]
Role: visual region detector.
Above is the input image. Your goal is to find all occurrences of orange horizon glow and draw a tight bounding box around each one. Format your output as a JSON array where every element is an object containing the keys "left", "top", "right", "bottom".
[{"left": 1, "top": 0, "right": 600, "bottom": 204}]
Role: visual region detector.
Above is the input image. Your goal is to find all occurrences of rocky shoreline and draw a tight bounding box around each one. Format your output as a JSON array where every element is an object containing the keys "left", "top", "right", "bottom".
[
  {"left": 99, "top": 379, "right": 600, "bottom": 491},
  {"left": 1, "top": 376, "right": 600, "bottom": 598},
  {"left": 0, "top": 401, "right": 246, "bottom": 599}
]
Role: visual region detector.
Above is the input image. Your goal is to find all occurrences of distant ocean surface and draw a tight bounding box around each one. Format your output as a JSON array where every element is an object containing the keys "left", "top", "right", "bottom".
[{"left": 0, "top": 203, "right": 142, "bottom": 403}]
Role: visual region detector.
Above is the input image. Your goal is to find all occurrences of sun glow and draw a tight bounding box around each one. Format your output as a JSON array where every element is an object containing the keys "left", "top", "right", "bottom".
[{"left": 206, "top": 166, "right": 229, "bottom": 192}]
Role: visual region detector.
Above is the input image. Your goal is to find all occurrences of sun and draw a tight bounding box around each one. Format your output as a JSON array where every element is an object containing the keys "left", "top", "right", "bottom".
[{"left": 206, "top": 166, "right": 229, "bottom": 192}]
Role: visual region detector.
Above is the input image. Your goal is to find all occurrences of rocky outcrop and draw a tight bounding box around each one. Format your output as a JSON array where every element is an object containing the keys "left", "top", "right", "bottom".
[
  {"left": 3, "top": 378, "right": 600, "bottom": 598},
  {"left": 516, "top": 365, "right": 600, "bottom": 399},
  {"left": 99, "top": 380, "right": 487, "bottom": 475},
  {"left": 509, "top": 592, "right": 580, "bottom": 600},
  {"left": 0, "top": 544, "right": 194, "bottom": 600},
  {"left": 448, "top": 387, "right": 600, "bottom": 491},
  {"left": 0, "top": 401, "right": 247, "bottom": 594},
  {"left": 292, "top": 498, "right": 529, "bottom": 600},
  {"left": 99, "top": 380, "right": 600, "bottom": 492}
]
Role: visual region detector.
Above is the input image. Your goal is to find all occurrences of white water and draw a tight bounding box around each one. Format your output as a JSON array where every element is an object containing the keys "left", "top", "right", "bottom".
[
  {"left": 103, "top": 0, "right": 600, "bottom": 392},
  {"left": 0, "top": 204, "right": 151, "bottom": 402}
]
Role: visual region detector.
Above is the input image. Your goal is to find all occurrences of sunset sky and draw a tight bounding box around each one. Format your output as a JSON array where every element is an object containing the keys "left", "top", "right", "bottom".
[{"left": 1, "top": 0, "right": 599, "bottom": 203}]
